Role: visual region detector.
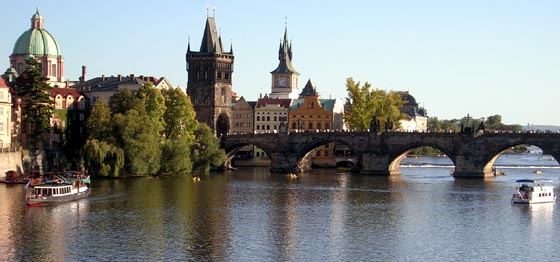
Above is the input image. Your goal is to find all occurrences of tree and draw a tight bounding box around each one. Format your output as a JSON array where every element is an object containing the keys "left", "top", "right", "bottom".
[
  {"left": 15, "top": 58, "right": 54, "bottom": 171},
  {"left": 113, "top": 110, "right": 161, "bottom": 175},
  {"left": 137, "top": 82, "right": 166, "bottom": 138},
  {"left": 86, "top": 98, "right": 112, "bottom": 141},
  {"left": 191, "top": 124, "right": 225, "bottom": 174},
  {"left": 158, "top": 88, "right": 199, "bottom": 175},
  {"left": 162, "top": 88, "right": 198, "bottom": 139},
  {"left": 109, "top": 88, "right": 143, "bottom": 115},
  {"left": 82, "top": 139, "right": 124, "bottom": 177},
  {"left": 343, "top": 77, "right": 404, "bottom": 131}
]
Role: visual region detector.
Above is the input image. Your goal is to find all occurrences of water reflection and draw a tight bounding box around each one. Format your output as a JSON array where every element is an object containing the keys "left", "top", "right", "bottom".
[{"left": 1, "top": 164, "right": 559, "bottom": 261}]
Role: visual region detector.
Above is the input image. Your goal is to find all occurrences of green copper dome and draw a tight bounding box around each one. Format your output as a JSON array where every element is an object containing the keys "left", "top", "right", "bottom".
[{"left": 12, "top": 10, "right": 61, "bottom": 57}]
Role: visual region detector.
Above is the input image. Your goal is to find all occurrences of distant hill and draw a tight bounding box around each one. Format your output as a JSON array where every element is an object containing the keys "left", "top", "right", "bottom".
[{"left": 522, "top": 125, "right": 560, "bottom": 132}]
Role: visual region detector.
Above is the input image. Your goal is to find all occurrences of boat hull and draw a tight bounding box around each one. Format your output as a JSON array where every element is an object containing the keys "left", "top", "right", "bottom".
[
  {"left": 27, "top": 188, "right": 91, "bottom": 207},
  {"left": 512, "top": 196, "right": 556, "bottom": 204}
]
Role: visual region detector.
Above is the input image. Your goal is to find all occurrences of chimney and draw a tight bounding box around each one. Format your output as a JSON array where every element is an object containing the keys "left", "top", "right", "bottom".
[
  {"left": 81, "top": 65, "right": 86, "bottom": 82},
  {"left": 118, "top": 74, "right": 122, "bottom": 81},
  {"left": 102, "top": 75, "right": 105, "bottom": 81},
  {"left": 130, "top": 74, "right": 135, "bottom": 79}
]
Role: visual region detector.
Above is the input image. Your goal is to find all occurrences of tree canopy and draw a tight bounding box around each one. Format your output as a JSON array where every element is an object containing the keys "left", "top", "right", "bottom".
[
  {"left": 80, "top": 85, "right": 225, "bottom": 177},
  {"left": 343, "top": 78, "right": 404, "bottom": 131},
  {"left": 15, "top": 58, "right": 54, "bottom": 151}
]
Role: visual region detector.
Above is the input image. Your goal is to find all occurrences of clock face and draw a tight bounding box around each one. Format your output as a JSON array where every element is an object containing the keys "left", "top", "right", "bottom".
[{"left": 278, "top": 78, "right": 286, "bottom": 87}]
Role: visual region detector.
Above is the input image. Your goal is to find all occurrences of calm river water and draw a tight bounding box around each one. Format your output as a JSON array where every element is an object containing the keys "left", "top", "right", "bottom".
[{"left": 1, "top": 153, "right": 559, "bottom": 261}]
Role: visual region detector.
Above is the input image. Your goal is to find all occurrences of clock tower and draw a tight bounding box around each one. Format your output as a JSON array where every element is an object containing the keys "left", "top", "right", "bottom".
[{"left": 270, "top": 23, "right": 299, "bottom": 99}]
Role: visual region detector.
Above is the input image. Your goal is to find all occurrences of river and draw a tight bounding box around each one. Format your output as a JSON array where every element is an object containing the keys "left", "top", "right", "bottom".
[{"left": 1, "top": 152, "right": 559, "bottom": 261}]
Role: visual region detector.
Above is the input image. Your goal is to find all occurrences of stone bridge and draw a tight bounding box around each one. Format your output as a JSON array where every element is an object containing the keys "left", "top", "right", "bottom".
[{"left": 221, "top": 131, "right": 560, "bottom": 178}]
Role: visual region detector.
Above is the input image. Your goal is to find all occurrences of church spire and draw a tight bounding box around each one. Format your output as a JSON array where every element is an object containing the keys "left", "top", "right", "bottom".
[{"left": 271, "top": 20, "right": 297, "bottom": 74}]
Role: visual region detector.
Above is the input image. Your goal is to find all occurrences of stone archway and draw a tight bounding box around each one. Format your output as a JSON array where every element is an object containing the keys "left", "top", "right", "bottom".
[{"left": 216, "top": 113, "right": 230, "bottom": 137}]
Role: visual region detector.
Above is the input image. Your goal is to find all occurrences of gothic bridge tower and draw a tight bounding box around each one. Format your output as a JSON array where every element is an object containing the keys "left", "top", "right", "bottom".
[{"left": 186, "top": 14, "right": 234, "bottom": 137}]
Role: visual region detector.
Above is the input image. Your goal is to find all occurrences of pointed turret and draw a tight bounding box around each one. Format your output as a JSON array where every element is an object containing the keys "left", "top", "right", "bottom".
[
  {"left": 300, "top": 79, "right": 319, "bottom": 97},
  {"left": 199, "top": 16, "right": 222, "bottom": 53},
  {"left": 271, "top": 22, "right": 298, "bottom": 74}
]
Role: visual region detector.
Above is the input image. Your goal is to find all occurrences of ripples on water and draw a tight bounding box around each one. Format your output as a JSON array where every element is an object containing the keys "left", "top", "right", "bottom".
[{"left": 1, "top": 153, "right": 559, "bottom": 261}]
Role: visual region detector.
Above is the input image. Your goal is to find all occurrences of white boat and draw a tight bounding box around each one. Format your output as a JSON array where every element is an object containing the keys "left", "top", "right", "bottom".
[
  {"left": 25, "top": 172, "right": 91, "bottom": 207},
  {"left": 512, "top": 179, "right": 556, "bottom": 204}
]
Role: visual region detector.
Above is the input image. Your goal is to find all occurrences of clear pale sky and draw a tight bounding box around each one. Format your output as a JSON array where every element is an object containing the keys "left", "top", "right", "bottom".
[{"left": 3, "top": 1, "right": 559, "bottom": 126}]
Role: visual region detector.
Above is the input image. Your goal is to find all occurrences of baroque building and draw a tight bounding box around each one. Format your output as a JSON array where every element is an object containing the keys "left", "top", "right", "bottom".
[
  {"left": 9, "top": 10, "right": 65, "bottom": 87},
  {"left": 289, "top": 80, "right": 342, "bottom": 167},
  {"left": 186, "top": 14, "right": 234, "bottom": 137}
]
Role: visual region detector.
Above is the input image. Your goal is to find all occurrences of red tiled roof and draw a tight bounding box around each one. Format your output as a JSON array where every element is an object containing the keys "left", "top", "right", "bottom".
[
  {"left": 256, "top": 96, "right": 292, "bottom": 108},
  {"left": 50, "top": 87, "right": 83, "bottom": 99}
]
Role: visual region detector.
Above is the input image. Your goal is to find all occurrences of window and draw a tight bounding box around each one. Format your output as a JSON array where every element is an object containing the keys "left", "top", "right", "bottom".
[
  {"left": 292, "top": 122, "right": 296, "bottom": 129},
  {"left": 52, "top": 64, "right": 57, "bottom": 77},
  {"left": 317, "top": 123, "right": 321, "bottom": 129},
  {"left": 257, "top": 116, "right": 260, "bottom": 121},
  {"left": 274, "top": 116, "right": 277, "bottom": 121},
  {"left": 308, "top": 123, "right": 313, "bottom": 129},
  {"left": 79, "top": 113, "right": 85, "bottom": 121},
  {"left": 266, "top": 116, "right": 270, "bottom": 121},
  {"left": 324, "top": 151, "right": 329, "bottom": 157}
]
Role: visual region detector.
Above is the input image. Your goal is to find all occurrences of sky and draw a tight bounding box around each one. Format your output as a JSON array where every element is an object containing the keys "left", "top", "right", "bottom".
[{"left": 2, "top": 0, "right": 560, "bottom": 126}]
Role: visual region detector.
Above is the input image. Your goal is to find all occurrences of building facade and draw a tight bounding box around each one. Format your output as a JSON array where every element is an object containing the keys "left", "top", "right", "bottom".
[
  {"left": 0, "top": 79, "right": 13, "bottom": 148},
  {"left": 289, "top": 79, "right": 339, "bottom": 167},
  {"left": 398, "top": 91, "right": 428, "bottom": 132},
  {"left": 71, "top": 73, "right": 172, "bottom": 106},
  {"left": 186, "top": 15, "right": 234, "bottom": 137}
]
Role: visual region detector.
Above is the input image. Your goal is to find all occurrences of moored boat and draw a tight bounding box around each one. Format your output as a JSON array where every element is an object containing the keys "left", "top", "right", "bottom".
[
  {"left": 25, "top": 171, "right": 91, "bottom": 207},
  {"left": 512, "top": 179, "right": 556, "bottom": 204},
  {"left": 0, "top": 170, "right": 29, "bottom": 184}
]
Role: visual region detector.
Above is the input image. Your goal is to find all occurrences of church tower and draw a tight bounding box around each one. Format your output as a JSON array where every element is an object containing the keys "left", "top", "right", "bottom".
[
  {"left": 186, "top": 13, "right": 234, "bottom": 137},
  {"left": 270, "top": 22, "right": 299, "bottom": 99}
]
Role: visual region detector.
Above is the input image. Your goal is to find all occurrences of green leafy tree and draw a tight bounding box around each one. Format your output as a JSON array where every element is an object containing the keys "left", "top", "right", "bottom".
[
  {"left": 191, "top": 124, "right": 225, "bottom": 174},
  {"left": 113, "top": 110, "right": 161, "bottom": 176},
  {"left": 15, "top": 58, "right": 54, "bottom": 171},
  {"left": 82, "top": 139, "right": 125, "bottom": 177},
  {"left": 162, "top": 88, "right": 198, "bottom": 139},
  {"left": 160, "top": 138, "right": 193, "bottom": 175},
  {"left": 86, "top": 98, "right": 113, "bottom": 141},
  {"left": 137, "top": 82, "right": 166, "bottom": 138},
  {"left": 109, "top": 88, "right": 143, "bottom": 115},
  {"left": 159, "top": 88, "right": 199, "bottom": 175},
  {"left": 343, "top": 77, "right": 404, "bottom": 131}
]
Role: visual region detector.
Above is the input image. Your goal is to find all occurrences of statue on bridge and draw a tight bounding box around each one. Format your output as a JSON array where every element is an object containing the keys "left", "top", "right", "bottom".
[{"left": 370, "top": 116, "right": 380, "bottom": 132}]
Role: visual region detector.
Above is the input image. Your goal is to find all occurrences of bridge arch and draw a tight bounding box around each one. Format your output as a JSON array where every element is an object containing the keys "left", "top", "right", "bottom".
[
  {"left": 387, "top": 142, "right": 456, "bottom": 176},
  {"left": 482, "top": 142, "right": 560, "bottom": 175},
  {"left": 223, "top": 141, "right": 274, "bottom": 169},
  {"left": 296, "top": 136, "right": 362, "bottom": 172}
]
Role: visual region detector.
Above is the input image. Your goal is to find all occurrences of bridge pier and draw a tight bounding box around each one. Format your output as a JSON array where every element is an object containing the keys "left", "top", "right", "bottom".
[
  {"left": 359, "top": 153, "right": 397, "bottom": 176},
  {"left": 453, "top": 155, "right": 494, "bottom": 178},
  {"left": 269, "top": 152, "right": 312, "bottom": 174}
]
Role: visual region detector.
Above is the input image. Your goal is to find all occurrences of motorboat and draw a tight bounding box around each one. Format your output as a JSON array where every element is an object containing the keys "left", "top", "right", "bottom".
[
  {"left": 25, "top": 171, "right": 90, "bottom": 207},
  {"left": 512, "top": 179, "right": 556, "bottom": 204}
]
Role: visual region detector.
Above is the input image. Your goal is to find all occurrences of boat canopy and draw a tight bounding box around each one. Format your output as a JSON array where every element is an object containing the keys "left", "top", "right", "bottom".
[{"left": 516, "top": 179, "right": 555, "bottom": 183}]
